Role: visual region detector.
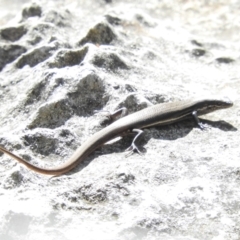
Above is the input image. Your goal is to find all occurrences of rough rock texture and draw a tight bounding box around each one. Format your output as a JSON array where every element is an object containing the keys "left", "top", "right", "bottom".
[{"left": 0, "top": 1, "right": 239, "bottom": 240}]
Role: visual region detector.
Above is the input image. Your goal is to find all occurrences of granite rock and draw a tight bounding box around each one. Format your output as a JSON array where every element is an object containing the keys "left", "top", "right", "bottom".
[{"left": 0, "top": 1, "right": 239, "bottom": 240}]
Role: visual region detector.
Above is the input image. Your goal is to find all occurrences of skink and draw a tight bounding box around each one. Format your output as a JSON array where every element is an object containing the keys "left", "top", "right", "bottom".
[{"left": 0, "top": 98, "right": 233, "bottom": 176}]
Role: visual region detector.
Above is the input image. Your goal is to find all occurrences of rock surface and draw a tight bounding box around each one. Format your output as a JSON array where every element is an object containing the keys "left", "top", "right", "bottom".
[{"left": 0, "top": 1, "right": 239, "bottom": 240}]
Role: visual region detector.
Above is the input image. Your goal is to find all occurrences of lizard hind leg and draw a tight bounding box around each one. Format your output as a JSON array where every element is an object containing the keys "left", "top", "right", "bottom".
[{"left": 125, "top": 128, "right": 144, "bottom": 156}]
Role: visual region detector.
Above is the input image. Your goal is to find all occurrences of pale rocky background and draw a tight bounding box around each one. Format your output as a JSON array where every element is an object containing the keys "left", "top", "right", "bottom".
[{"left": 0, "top": 1, "right": 239, "bottom": 240}]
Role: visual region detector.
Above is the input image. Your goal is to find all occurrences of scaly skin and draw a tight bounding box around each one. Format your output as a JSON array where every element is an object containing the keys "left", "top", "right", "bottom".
[{"left": 0, "top": 99, "right": 233, "bottom": 175}]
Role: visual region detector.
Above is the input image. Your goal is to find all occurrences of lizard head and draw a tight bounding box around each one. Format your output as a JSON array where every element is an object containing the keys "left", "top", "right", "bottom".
[{"left": 196, "top": 98, "right": 233, "bottom": 115}]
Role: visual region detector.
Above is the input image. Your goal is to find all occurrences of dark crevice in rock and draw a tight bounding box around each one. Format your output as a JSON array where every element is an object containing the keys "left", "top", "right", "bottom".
[
  {"left": 105, "top": 15, "right": 122, "bottom": 25},
  {"left": 135, "top": 14, "right": 155, "bottom": 27},
  {"left": 191, "top": 40, "right": 203, "bottom": 47}
]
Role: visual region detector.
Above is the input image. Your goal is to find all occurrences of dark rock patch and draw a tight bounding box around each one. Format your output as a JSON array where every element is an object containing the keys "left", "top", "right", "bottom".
[
  {"left": 67, "top": 73, "right": 107, "bottom": 116},
  {"left": 191, "top": 40, "right": 203, "bottom": 47},
  {"left": 215, "top": 57, "right": 235, "bottom": 64},
  {"left": 27, "top": 99, "right": 73, "bottom": 129},
  {"left": 23, "top": 131, "right": 58, "bottom": 156},
  {"left": 21, "top": 3, "right": 42, "bottom": 20},
  {"left": 24, "top": 80, "right": 47, "bottom": 106},
  {"left": 0, "top": 25, "right": 28, "bottom": 42},
  {"left": 191, "top": 48, "right": 206, "bottom": 57},
  {"left": 16, "top": 44, "right": 56, "bottom": 68},
  {"left": 3, "top": 170, "right": 24, "bottom": 189},
  {"left": 48, "top": 46, "right": 88, "bottom": 68},
  {"left": 79, "top": 22, "right": 116, "bottom": 46},
  {"left": 91, "top": 51, "right": 128, "bottom": 72},
  {"left": 42, "top": 9, "right": 72, "bottom": 27},
  {"left": 0, "top": 44, "right": 27, "bottom": 71},
  {"left": 105, "top": 15, "right": 122, "bottom": 25}
]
